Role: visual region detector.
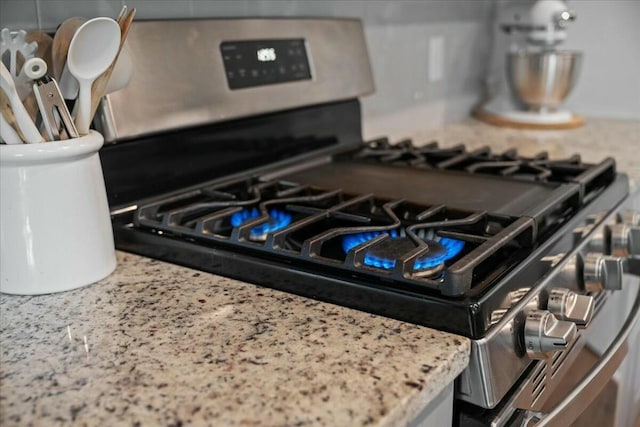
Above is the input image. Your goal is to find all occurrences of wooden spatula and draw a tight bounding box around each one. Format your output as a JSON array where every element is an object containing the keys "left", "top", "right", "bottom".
[
  {"left": 0, "top": 90, "right": 26, "bottom": 142},
  {"left": 88, "top": 8, "right": 136, "bottom": 123},
  {"left": 51, "top": 17, "right": 85, "bottom": 81}
]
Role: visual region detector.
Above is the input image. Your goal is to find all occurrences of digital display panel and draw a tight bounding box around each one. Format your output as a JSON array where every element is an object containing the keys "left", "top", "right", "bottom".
[{"left": 221, "top": 39, "right": 311, "bottom": 90}]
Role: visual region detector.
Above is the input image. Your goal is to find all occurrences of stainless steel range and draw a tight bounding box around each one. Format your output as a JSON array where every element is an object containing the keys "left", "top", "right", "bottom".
[{"left": 96, "top": 18, "right": 640, "bottom": 427}]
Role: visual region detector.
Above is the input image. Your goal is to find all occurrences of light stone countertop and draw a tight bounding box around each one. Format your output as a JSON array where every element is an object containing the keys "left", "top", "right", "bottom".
[
  {"left": 0, "top": 251, "right": 469, "bottom": 427},
  {"left": 1, "top": 117, "right": 637, "bottom": 427}
]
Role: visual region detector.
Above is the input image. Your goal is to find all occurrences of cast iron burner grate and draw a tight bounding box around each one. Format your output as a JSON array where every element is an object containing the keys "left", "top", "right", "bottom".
[
  {"left": 134, "top": 176, "right": 535, "bottom": 296},
  {"left": 130, "top": 139, "right": 617, "bottom": 297},
  {"left": 231, "top": 208, "right": 293, "bottom": 242},
  {"left": 350, "top": 138, "right": 615, "bottom": 203}
]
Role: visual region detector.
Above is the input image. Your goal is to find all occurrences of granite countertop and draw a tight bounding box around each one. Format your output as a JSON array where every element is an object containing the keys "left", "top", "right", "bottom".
[
  {"left": 0, "top": 252, "right": 469, "bottom": 427},
  {"left": 1, "top": 117, "right": 637, "bottom": 426}
]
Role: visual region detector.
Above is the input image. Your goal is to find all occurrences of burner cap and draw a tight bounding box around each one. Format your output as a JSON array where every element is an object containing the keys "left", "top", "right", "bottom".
[
  {"left": 231, "top": 208, "right": 292, "bottom": 241},
  {"left": 342, "top": 231, "right": 464, "bottom": 275}
]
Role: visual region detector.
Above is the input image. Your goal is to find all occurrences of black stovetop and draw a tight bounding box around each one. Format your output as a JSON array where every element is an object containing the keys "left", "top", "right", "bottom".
[{"left": 101, "top": 100, "right": 627, "bottom": 339}]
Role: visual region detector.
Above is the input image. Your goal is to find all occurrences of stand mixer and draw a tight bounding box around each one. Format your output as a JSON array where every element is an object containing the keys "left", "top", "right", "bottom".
[{"left": 475, "top": 0, "right": 584, "bottom": 129}]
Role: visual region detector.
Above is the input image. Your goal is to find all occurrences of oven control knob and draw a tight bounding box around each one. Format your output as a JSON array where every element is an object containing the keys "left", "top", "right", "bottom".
[
  {"left": 619, "top": 210, "right": 640, "bottom": 226},
  {"left": 609, "top": 224, "right": 640, "bottom": 257},
  {"left": 547, "top": 288, "right": 594, "bottom": 328},
  {"left": 587, "top": 227, "right": 609, "bottom": 254},
  {"left": 582, "top": 253, "right": 624, "bottom": 291},
  {"left": 524, "top": 309, "right": 577, "bottom": 360}
]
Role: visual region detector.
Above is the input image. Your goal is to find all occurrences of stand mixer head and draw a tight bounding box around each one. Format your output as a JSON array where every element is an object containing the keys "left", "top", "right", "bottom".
[
  {"left": 476, "top": 0, "right": 584, "bottom": 129},
  {"left": 501, "top": 0, "right": 576, "bottom": 47}
]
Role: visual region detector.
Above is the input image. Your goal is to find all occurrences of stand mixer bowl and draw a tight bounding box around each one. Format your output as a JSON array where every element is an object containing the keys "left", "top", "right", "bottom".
[{"left": 506, "top": 51, "right": 582, "bottom": 112}]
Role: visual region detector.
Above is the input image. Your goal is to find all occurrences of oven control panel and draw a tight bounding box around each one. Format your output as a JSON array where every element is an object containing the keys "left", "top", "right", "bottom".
[
  {"left": 520, "top": 209, "right": 640, "bottom": 360},
  {"left": 459, "top": 191, "right": 639, "bottom": 409},
  {"left": 221, "top": 39, "right": 312, "bottom": 89}
]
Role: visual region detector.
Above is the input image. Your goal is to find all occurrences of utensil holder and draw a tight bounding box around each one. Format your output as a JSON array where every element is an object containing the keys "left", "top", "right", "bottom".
[{"left": 0, "top": 131, "right": 116, "bottom": 294}]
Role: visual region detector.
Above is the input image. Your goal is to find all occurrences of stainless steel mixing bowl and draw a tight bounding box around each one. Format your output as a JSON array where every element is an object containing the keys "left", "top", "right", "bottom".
[{"left": 506, "top": 51, "right": 582, "bottom": 112}]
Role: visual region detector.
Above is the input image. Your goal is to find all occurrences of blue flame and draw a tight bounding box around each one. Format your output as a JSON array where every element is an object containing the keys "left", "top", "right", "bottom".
[
  {"left": 342, "top": 230, "right": 464, "bottom": 271},
  {"left": 231, "top": 208, "right": 292, "bottom": 238}
]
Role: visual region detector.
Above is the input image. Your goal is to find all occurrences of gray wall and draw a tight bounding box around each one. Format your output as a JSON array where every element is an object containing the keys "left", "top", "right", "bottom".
[
  {"left": 562, "top": 0, "right": 640, "bottom": 120},
  {"left": 1, "top": 0, "right": 637, "bottom": 130},
  {"left": 0, "top": 0, "right": 493, "bottom": 138}
]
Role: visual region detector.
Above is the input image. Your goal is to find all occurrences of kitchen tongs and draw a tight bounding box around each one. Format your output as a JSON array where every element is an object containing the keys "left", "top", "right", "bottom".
[{"left": 33, "top": 76, "right": 78, "bottom": 140}]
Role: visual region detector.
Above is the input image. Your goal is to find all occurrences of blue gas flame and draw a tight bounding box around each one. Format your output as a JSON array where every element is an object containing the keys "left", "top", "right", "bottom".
[
  {"left": 231, "top": 208, "right": 292, "bottom": 239},
  {"left": 342, "top": 230, "right": 464, "bottom": 270}
]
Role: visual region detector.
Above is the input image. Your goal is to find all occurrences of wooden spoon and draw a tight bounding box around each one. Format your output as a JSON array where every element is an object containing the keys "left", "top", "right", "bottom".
[
  {"left": 0, "top": 90, "right": 26, "bottom": 143},
  {"left": 51, "top": 17, "right": 85, "bottom": 81},
  {"left": 89, "top": 8, "right": 136, "bottom": 122}
]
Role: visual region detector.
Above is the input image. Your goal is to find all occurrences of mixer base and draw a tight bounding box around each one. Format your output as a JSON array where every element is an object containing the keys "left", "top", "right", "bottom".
[{"left": 474, "top": 106, "right": 584, "bottom": 130}]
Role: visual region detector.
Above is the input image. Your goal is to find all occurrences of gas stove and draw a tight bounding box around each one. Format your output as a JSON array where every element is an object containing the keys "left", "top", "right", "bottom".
[
  {"left": 108, "top": 135, "right": 622, "bottom": 339},
  {"left": 97, "top": 18, "right": 640, "bottom": 426}
]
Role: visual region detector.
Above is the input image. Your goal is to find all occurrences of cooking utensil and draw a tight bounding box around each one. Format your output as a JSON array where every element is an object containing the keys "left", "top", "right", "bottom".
[
  {"left": 51, "top": 17, "right": 85, "bottom": 80},
  {"left": 67, "top": 17, "right": 121, "bottom": 135},
  {"left": 0, "top": 105, "right": 22, "bottom": 144},
  {"left": 51, "top": 17, "right": 85, "bottom": 99},
  {"left": 105, "top": 43, "right": 133, "bottom": 94},
  {"left": 58, "top": 64, "right": 78, "bottom": 100},
  {"left": 16, "top": 57, "right": 47, "bottom": 122},
  {"left": 33, "top": 76, "right": 79, "bottom": 141},
  {"left": 0, "top": 62, "right": 43, "bottom": 143},
  {"left": 0, "top": 28, "right": 37, "bottom": 78},
  {"left": 20, "top": 32, "right": 54, "bottom": 120},
  {"left": 0, "top": 89, "right": 24, "bottom": 140},
  {"left": 25, "top": 31, "right": 53, "bottom": 74},
  {"left": 506, "top": 50, "right": 582, "bottom": 112},
  {"left": 116, "top": 4, "right": 128, "bottom": 23},
  {"left": 19, "top": 57, "right": 47, "bottom": 81},
  {"left": 1, "top": 28, "right": 38, "bottom": 100},
  {"left": 89, "top": 8, "right": 136, "bottom": 122}
]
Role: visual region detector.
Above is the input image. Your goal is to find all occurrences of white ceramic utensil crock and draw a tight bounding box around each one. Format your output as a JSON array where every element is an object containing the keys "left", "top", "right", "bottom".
[{"left": 0, "top": 131, "right": 116, "bottom": 294}]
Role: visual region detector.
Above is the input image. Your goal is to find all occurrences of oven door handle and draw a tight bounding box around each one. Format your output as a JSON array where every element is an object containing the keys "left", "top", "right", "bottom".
[{"left": 526, "top": 286, "right": 640, "bottom": 427}]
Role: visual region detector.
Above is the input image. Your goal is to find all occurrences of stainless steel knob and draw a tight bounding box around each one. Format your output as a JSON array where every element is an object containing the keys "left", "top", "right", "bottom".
[
  {"left": 547, "top": 288, "right": 594, "bottom": 328},
  {"left": 524, "top": 309, "right": 577, "bottom": 359},
  {"left": 609, "top": 224, "right": 640, "bottom": 257},
  {"left": 587, "top": 227, "right": 609, "bottom": 254},
  {"left": 619, "top": 210, "right": 640, "bottom": 226},
  {"left": 628, "top": 257, "right": 640, "bottom": 276},
  {"left": 582, "top": 253, "right": 625, "bottom": 291}
]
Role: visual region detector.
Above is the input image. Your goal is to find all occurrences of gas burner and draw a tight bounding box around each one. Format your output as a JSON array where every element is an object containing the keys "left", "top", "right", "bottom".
[
  {"left": 342, "top": 230, "right": 465, "bottom": 275},
  {"left": 231, "top": 208, "right": 292, "bottom": 241}
]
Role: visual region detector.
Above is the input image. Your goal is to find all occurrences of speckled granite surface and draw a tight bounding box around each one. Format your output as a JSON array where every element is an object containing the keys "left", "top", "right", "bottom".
[
  {"left": 0, "top": 252, "right": 469, "bottom": 427},
  {"left": 1, "top": 117, "right": 637, "bottom": 426}
]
